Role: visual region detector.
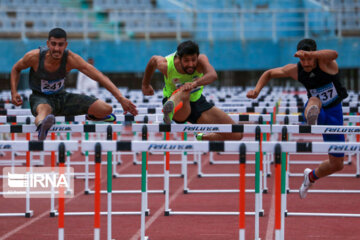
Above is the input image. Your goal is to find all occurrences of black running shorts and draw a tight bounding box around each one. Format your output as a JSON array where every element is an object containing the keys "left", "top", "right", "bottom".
[{"left": 30, "top": 90, "right": 98, "bottom": 116}]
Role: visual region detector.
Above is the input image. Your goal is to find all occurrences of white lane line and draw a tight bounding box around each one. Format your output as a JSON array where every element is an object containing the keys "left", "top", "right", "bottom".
[{"left": 265, "top": 181, "right": 276, "bottom": 240}]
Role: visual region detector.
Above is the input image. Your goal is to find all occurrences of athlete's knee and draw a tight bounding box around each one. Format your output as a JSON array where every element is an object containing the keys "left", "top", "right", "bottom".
[
  {"left": 308, "top": 96, "right": 322, "bottom": 108},
  {"left": 332, "top": 161, "right": 344, "bottom": 172},
  {"left": 36, "top": 104, "right": 52, "bottom": 114},
  {"left": 103, "top": 104, "right": 113, "bottom": 115},
  {"left": 88, "top": 101, "right": 113, "bottom": 116},
  {"left": 178, "top": 88, "right": 191, "bottom": 99}
]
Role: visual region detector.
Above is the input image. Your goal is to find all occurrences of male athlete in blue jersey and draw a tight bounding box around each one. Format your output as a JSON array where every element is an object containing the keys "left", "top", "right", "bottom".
[{"left": 247, "top": 39, "right": 348, "bottom": 199}]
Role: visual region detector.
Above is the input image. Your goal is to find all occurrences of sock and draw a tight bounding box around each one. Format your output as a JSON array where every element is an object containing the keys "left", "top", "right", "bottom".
[
  {"left": 174, "top": 101, "right": 183, "bottom": 113},
  {"left": 36, "top": 120, "right": 42, "bottom": 127},
  {"left": 35, "top": 121, "right": 42, "bottom": 131},
  {"left": 309, "top": 169, "right": 318, "bottom": 182}
]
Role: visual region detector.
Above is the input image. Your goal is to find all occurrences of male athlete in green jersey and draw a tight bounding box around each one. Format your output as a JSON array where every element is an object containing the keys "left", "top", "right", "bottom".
[{"left": 142, "top": 40, "right": 242, "bottom": 141}]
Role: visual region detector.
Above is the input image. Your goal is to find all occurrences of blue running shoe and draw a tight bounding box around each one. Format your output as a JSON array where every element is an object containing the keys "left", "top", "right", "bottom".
[
  {"left": 37, "top": 114, "right": 55, "bottom": 141},
  {"left": 86, "top": 113, "right": 117, "bottom": 122}
]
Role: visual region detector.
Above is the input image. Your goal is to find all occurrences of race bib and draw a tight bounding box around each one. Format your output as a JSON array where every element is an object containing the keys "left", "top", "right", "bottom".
[
  {"left": 41, "top": 79, "right": 64, "bottom": 94},
  {"left": 309, "top": 82, "right": 338, "bottom": 107}
]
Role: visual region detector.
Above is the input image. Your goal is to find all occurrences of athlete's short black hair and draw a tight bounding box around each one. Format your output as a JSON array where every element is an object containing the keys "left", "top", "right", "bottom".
[
  {"left": 48, "top": 28, "right": 67, "bottom": 40},
  {"left": 176, "top": 40, "right": 199, "bottom": 58},
  {"left": 297, "top": 38, "right": 317, "bottom": 51}
]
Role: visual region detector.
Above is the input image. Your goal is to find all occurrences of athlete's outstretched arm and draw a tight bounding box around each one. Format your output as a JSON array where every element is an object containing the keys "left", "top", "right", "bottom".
[
  {"left": 68, "top": 51, "right": 138, "bottom": 115},
  {"left": 246, "top": 64, "right": 297, "bottom": 99},
  {"left": 180, "top": 54, "right": 217, "bottom": 92},
  {"left": 295, "top": 49, "right": 339, "bottom": 74},
  {"left": 10, "top": 50, "right": 38, "bottom": 106},
  {"left": 142, "top": 55, "right": 167, "bottom": 96},
  {"left": 193, "top": 54, "right": 217, "bottom": 87},
  {"left": 294, "top": 49, "right": 338, "bottom": 62}
]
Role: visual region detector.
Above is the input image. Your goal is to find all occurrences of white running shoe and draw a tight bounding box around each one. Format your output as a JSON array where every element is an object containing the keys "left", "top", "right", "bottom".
[
  {"left": 306, "top": 105, "right": 319, "bottom": 125},
  {"left": 299, "top": 168, "right": 313, "bottom": 199}
]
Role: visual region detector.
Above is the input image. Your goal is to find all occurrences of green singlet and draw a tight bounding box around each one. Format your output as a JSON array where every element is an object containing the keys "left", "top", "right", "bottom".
[{"left": 163, "top": 52, "right": 204, "bottom": 102}]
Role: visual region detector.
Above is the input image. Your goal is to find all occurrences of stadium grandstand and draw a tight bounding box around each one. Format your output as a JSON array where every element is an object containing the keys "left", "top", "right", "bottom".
[{"left": 0, "top": 0, "right": 359, "bottom": 90}]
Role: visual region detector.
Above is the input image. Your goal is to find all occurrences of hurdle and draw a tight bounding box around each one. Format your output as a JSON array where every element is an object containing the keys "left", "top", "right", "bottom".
[
  {"left": 275, "top": 124, "right": 360, "bottom": 195},
  {"left": 58, "top": 143, "right": 65, "bottom": 240},
  {"left": 83, "top": 139, "right": 330, "bottom": 239},
  {"left": 94, "top": 143, "right": 101, "bottom": 240},
  {"left": 238, "top": 143, "right": 246, "bottom": 240},
  {"left": 81, "top": 140, "right": 261, "bottom": 240},
  {"left": 277, "top": 114, "right": 359, "bottom": 167},
  {"left": 260, "top": 141, "right": 360, "bottom": 219},
  {"left": 0, "top": 123, "right": 150, "bottom": 218},
  {"left": 132, "top": 123, "right": 360, "bottom": 199},
  {"left": 131, "top": 124, "right": 268, "bottom": 207},
  {"left": 203, "top": 116, "right": 270, "bottom": 196}
]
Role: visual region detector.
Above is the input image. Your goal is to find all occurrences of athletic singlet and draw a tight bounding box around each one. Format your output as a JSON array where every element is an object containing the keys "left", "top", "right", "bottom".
[
  {"left": 297, "top": 62, "right": 348, "bottom": 108},
  {"left": 163, "top": 52, "right": 204, "bottom": 102},
  {"left": 29, "top": 47, "right": 68, "bottom": 95}
]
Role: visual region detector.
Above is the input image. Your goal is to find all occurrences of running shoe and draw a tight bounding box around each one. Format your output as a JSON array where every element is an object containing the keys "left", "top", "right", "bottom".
[
  {"left": 163, "top": 100, "right": 174, "bottom": 124},
  {"left": 195, "top": 132, "right": 204, "bottom": 141},
  {"left": 86, "top": 113, "right": 117, "bottom": 122},
  {"left": 37, "top": 114, "right": 55, "bottom": 141},
  {"left": 299, "top": 168, "right": 313, "bottom": 199},
  {"left": 306, "top": 105, "right": 319, "bottom": 125}
]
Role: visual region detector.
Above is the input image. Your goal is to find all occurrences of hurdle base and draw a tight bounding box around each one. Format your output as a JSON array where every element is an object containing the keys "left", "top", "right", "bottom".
[
  {"left": 25, "top": 210, "right": 33, "bottom": 218},
  {"left": 259, "top": 210, "right": 264, "bottom": 217},
  {"left": 356, "top": 174, "right": 360, "bottom": 178},
  {"left": 198, "top": 174, "right": 202, "bottom": 178},
  {"left": 164, "top": 209, "right": 172, "bottom": 216},
  {"left": 84, "top": 190, "right": 90, "bottom": 195},
  {"left": 50, "top": 210, "right": 57, "bottom": 217},
  {"left": 263, "top": 189, "right": 268, "bottom": 193},
  {"left": 184, "top": 189, "right": 189, "bottom": 194},
  {"left": 145, "top": 209, "right": 150, "bottom": 216}
]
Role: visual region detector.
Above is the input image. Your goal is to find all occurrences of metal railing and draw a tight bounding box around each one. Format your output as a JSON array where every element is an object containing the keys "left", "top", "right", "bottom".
[{"left": 0, "top": 7, "right": 359, "bottom": 41}]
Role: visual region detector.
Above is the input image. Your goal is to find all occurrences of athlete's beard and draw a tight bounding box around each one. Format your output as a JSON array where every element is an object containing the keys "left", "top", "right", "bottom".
[
  {"left": 50, "top": 50, "right": 62, "bottom": 60},
  {"left": 302, "top": 60, "right": 317, "bottom": 72},
  {"left": 181, "top": 62, "right": 195, "bottom": 75}
]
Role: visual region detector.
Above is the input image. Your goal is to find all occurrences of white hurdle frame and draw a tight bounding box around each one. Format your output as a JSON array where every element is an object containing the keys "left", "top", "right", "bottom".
[{"left": 83, "top": 140, "right": 360, "bottom": 240}]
